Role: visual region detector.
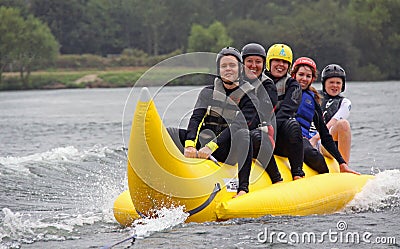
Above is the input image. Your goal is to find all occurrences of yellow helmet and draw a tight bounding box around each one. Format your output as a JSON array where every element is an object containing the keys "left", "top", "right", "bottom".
[{"left": 266, "top": 43, "right": 293, "bottom": 71}]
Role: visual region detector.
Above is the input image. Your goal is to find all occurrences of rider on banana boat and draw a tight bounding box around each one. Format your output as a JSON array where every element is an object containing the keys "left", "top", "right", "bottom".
[
  {"left": 168, "top": 47, "right": 260, "bottom": 198},
  {"left": 241, "top": 42, "right": 282, "bottom": 183},
  {"left": 291, "top": 57, "right": 359, "bottom": 175}
]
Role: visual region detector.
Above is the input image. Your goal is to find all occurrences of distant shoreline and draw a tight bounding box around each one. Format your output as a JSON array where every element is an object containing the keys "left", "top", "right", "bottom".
[
  {"left": 0, "top": 67, "right": 216, "bottom": 91},
  {"left": 0, "top": 67, "right": 146, "bottom": 91}
]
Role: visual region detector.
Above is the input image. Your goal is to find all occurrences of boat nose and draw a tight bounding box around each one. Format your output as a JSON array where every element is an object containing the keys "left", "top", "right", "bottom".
[{"left": 139, "top": 87, "right": 151, "bottom": 102}]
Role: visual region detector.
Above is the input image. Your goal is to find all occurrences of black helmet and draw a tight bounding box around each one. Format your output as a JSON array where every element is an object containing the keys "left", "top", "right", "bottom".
[
  {"left": 241, "top": 43, "right": 266, "bottom": 60},
  {"left": 216, "top": 46, "right": 242, "bottom": 64},
  {"left": 321, "top": 64, "right": 346, "bottom": 92},
  {"left": 216, "top": 47, "right": 243, "bottom": 80}
]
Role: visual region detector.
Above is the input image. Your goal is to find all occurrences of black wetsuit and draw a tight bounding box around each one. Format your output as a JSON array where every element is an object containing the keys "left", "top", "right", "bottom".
[
  {"left": 244, "top": 73, "right": 282, "bottom": 183},
  {"left": 265, "top": 72, "right": 305, "bottom": 178},
  {"left": 169, "top": 78, "right": 259, "bottom": 193}
]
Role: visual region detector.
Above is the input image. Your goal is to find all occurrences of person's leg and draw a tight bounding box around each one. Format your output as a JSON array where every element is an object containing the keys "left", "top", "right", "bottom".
[
  {"left": 275, "top": 119, "right": 305, "bottom": 179},
  {"left": 303, "top": 138, "right": 329, "bottom": 174},
  {"left": 166, "top": 127, "right": 186, "bottom": 153},
  {"left": 265, "top": 155, "right": 282, "bottom": 183},
  {"left": 250, "top": 129, "right": 282, "bottom": 183},
  {"left": 233, "top": 129, "right": 252, "bottom": 194},
  {"left": 330, "top": 120, "right": 351, "bottom": 163}
]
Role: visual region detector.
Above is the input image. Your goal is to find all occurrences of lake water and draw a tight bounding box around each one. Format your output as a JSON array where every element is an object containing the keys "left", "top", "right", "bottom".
[{"left": 0, "top": 83, "right": 399, "bottom": 249}]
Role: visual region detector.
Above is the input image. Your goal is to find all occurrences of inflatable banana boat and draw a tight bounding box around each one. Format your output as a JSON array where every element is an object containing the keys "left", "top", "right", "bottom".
[{"left": 113, "top": 87, "right": 373, "bottom": 226}]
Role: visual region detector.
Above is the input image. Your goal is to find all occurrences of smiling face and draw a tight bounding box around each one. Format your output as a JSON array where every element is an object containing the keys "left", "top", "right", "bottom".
[
  {"left": 244, "top": 55, "right": 264, "bottom": 80},
  {"left": 324, "top": 77, "right": 343, "bottom": 96},
  {"left": 294, "top": 65, "right": 314, "bottom": 90},
  {"left": 219, "top": 55, "right": 240, "bottom": 85},
  {"left": 270, "top": 59, "right": 289, "bottom": 78}
]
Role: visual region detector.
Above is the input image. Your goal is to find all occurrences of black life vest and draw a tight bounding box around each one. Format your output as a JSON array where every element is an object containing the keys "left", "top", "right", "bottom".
[
  {"left": 203, "top": 78, "right": 254, "bottom": 134},
  {"left": 320, "top": 91, "right": 344, "bottom": 123},
  {"left": 296, "top": 89, "right": 315, "bottom": 139}
]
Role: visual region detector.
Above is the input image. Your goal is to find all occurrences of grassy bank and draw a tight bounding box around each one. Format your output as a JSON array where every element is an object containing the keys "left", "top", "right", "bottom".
[
  {"left": 0, "top": 67, "right": 147, "bottom": 90},
  {"left": 0, "top": 66, "right": 214, "bottom": 90}
]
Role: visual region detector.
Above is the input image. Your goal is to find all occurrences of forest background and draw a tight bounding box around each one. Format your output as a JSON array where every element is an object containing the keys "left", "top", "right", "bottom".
[{"left": 0, "top": 0, "right": 399, "bottom": 90}]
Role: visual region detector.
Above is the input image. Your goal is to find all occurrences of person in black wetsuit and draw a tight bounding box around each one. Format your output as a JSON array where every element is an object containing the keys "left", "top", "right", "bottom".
[
  {"left": 291, "top": 57, "right": 359, "bottom": 175},
  {"left": 168, "top": 47, "right": 259, "bottom": 198},
  {"left": 240, "top": 43, "right": 282, "bottom": 183},
  {"left": 264, "top": 43, "right": 305, "bottom": 180}
]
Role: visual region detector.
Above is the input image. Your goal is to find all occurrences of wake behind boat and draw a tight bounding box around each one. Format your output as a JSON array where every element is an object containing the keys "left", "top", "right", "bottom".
[{"left": 113, "top": 87, "right": 373, "bottom": 226}]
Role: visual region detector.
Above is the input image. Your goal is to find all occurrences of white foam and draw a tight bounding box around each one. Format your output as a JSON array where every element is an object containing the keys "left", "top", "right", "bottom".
[
  {"left": 0, "top": 145, "right": 117, "bottom": 175},
  {"left": 0, "top": 146, "right": 80, "bottom": 167},
  {"left": 0, "top": 207, "right": 118, "bottom": 247},
  {"left": 0, "top": 208, "right": 73, "bottom": 246},
  {"left": 345, "top": 169, "right": 400, "bottom": 212},
  {"left": 129, "top": 206, "right": 189, "bottom": 239}
]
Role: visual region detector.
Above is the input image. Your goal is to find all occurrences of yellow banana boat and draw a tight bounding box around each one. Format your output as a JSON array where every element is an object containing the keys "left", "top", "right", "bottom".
[{"left": 113, "top": 87, "right": 373, "bottom": 226}]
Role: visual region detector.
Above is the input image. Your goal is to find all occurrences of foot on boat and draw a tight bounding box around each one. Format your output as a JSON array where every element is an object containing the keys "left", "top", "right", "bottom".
[
  {"left": 233, "top": 190, "right": 247, "bottom": 198},
  {"left": 339, "top": 163, "right": 360, "bottom": 175},
  {"left": 293, "top": 175, "right": 304, "bottom": 181}
]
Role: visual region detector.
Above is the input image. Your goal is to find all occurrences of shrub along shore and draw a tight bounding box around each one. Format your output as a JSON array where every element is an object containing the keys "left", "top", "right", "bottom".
[
  {"left": 1, "top": 68, "right": 146, "bottom": 90},
  {"left": 0, "top": 67, "right": 216, "bottom": 91},
  {"left": 0, "top": 50, "right": 191, "bottom": 91}
]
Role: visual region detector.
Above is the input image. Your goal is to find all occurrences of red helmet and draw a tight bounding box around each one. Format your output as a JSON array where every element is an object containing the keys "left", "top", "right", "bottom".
[
  {"left": 291, "top": 57, "right": 317, "bottom": 84},
  {"left": 292, "top": 57, "right": 317, "bottom": 72}
]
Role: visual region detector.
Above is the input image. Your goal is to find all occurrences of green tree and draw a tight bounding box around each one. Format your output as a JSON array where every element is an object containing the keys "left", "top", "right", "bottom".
[
  {"left": 0, "top": 7, "right": 27, "bottom": 84},
  {"left": 348, "top": 0, "right": 400, "bottom": 80},
  {"left": 82, "top": 0, "right": 122, "bottom": 55},
  {"left": 0, "top": 0, "right": 29, "bottom": 15},
  {"left": 227, "top": 19, "right": 267, "bottom": 49},
  {"left": 0, "top": 7, "right": 59, "bottom": 87},
  {"left": 29, "top": 0, "right": 88, "bottom": 54},
  {"left": 264, "top": 0, "right": 360, "bottom": 79},
  {"left": 16, "top": 15, "right": 59, "bottom": 86},
  {"left": 135, "top": 0, "right": 168, "bottom": 55},
  {"left": 187, "top": 21, "right": 233, "bottom": 52}
]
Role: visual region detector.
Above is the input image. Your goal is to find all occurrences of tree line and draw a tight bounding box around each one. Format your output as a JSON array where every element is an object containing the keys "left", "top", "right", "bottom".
[{"left": 1, "top": 0, "right": 400, "bottom": 84}]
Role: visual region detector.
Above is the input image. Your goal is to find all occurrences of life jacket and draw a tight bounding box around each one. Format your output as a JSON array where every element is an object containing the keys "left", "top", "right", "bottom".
[
  {"left": 203, "top": 78, "right": 254, "bottom": 134},
  {"left": 320, "top": 91, "right": 344, "bottom": 123},
  {"left": 296, "top": 89, "right": 316, "bottom": 139},
  {"left": 250, "top": 73, "right": 273, "bottom": 95},
  {"left": 274, "top": 74, "right": 291, "bottom": 110},
  {"left": 248, "top": 73, "right": 275, "bottom": 124}
]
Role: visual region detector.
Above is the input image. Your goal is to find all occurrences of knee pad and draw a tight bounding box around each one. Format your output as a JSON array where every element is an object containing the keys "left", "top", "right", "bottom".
[
  {"left": 280, "top": 118, "right": 302, "bottom": 144},
  {"left": 250, "top": 129, "right": 262, "bottom": 143}
]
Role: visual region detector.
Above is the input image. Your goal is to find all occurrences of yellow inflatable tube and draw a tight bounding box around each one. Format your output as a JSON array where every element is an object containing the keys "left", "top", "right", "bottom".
[{"left": 113, "top": 87, "right": 373, "bottom": 226}]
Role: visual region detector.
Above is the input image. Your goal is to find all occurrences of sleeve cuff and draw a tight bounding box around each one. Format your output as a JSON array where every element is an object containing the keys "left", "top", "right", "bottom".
[
  {"left": 205, "top": 141, "right": 219, "bottom": 152},
  {"left": 185, "top": 140, "right": 196, "bottom": 148}
]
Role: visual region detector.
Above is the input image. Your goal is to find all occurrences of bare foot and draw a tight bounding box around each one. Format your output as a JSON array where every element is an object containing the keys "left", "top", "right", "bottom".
[
  {"left": 293, "top": 176, "right": 304, "bottom": 181},
  {"left": 273, "top": 180, "right": 283, "bottom": 184},
  {"left": 233, "top": 190, "right": 247, "bottom": 198},
  {"left": 339, "top": 163, "right": 360, "bottom": 175}
]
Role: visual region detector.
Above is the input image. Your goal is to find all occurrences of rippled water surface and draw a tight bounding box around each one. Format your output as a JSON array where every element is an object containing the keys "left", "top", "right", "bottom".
[{"left": 0, "top": 83, "right": 399, "bottom": 249}]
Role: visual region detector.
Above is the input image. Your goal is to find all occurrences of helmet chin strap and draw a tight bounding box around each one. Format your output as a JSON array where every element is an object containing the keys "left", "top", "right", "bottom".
[{"left": 220, "top": 76, "right": 240, "bottom": 85}]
